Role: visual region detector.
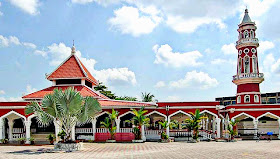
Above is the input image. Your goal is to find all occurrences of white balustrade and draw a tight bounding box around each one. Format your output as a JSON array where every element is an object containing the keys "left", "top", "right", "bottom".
[
  {"left": 75, "top": 128, "right": 93, "bottom": 134},
  {"left": 233, "top": 73, "right": 264, "bottom": 80},
  {"left": 12, "top": 128, "right": 24, "bottom": 133},
  {"left": 145, "top": 130, "right": 162, "bottom": 135},
  {"left": 120, "top": 128, "right": 133, "bottom": 133},
  {"left": 12, "top": 133, "right": 25, "bottom": 139},
  {"left": 96, "top": 128, "right": 108, "bottom": 133}
]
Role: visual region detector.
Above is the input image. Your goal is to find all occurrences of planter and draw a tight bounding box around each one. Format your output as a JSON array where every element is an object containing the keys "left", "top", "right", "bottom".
[
  {"left": 106, "top": 140, "right": 116, "bottom": 143},
  {"left": 132, "top": 140, "right": 144, "bottom": 143},
  {"left": 20, "top": 140, "right": 25, "bottom": 145},
  {"left": 50, "top": 140, "right": 54, "bottom": 145},
  {"left": 30, "top": 141, "right": 35, "bottom": 145},
  {"left": 54, "top": 142, "right": 83, "bottom": 152},
  {"left": 187, "top": 139, "right": 199, "bottom": 143},
  {"left": 161, "top": 139, "right": 169, "bottom": 143}
]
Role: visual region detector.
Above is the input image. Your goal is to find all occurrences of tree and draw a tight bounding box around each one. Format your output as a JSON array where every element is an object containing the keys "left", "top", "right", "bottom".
[
  {"left": 227, "top": 119, "right": 239, "bottom": 141},
  {"left": 25, "top": 87, "right": 101, "bottom": 142},
  {"left": 100, "top": 109, "right": 119, "bottom": 140},
  {"left": 169, "top": 120, "right": 179, "bottom": 129},
  {"left": 115, "top": 96, "right": 137, "bottom": 101},
  {"left": 141, "top": 92, "right": 155, "bottom": 102},
  {"left": 94, "top": 82, "right": 116, "bottom": 99},
  {"left": 185, "top": 109, "right": 207, "bottom": 141},
  {"left": 127, "top": 107, "right": 150, "bottom": 140}
]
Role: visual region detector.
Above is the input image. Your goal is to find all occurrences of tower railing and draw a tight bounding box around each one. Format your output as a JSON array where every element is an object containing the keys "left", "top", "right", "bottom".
[
  {"left": 236, "top": 38, "right": 258, "bottom": 45},
  {"left": 233, "top": 73, "right": 264, "bottom": 80}
]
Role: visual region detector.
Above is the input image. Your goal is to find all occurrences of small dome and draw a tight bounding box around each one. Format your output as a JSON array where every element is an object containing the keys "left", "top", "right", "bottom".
[{"left": 71, "top": 45, "right": 76, "bottom": 54}]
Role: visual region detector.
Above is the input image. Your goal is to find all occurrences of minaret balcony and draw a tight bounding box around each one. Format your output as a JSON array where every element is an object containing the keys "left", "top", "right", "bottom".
[
  {"left": 232, "top": 73, "right": 264, "bottom": 85},
  {"left": 236, "top": 38, "right": 259, "bottom": 48}
]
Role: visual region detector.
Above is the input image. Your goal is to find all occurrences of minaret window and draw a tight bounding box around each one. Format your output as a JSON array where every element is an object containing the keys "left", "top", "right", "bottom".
[
  {"left": 243, "top": 48, "right": 249, "bottom": 54},
  {"left": 254, "top": 95, "right": 259, "bottom": 103},
  {"left": 237, "top": 96, "right": 241, "bottom": 103},
  {"left": 244, "top": 56, "right": 250, "bottom": 73},
  {"left": 238, "top": 58, "right": 242, "bottom": 74},
  {"left": 250, "top": 30, "right": 254, "bottom": 38},
  {"left": 238, "top": 50, "right": 242, "bottom": 55},
  {"left": 252, "top": 56, "right": 257, "bottom": 73},
  {"left": 244, "top": 95, "right": 250, "bottom": 103},
  {"left": 251, "top": 48, "right": 256, "bottom": 54},
  {"left": 244, "top": 30, "right": 249, "bottom": 38}
]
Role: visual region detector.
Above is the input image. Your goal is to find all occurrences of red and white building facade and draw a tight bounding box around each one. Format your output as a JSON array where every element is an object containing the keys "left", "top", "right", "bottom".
[{"left": 0, "top": 9, "right": 280, "bottom": 143}]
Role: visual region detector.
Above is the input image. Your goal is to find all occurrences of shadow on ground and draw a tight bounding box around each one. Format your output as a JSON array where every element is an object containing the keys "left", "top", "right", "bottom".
[{"left": 7, "top": 148, "right": 56, "bottom": 155}]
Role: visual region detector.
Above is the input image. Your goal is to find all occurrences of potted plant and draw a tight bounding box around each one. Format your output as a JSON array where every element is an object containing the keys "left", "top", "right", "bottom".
[
  {"left": 29, "top": 137, "right": 35, "bottom": 145},
  {"left": 159, "top": 121, "right": 169, "bottom": 142},
  {"left": 58, "top": 130, "right": 66, "bottom": 142},
  {"left": 47, "top": 134, "right": 55, "bottom": 145},
  {"left": 18, "top": 137, "right": 26, "bottom": 145},
  {"left": 227, "top": 119, "right": 239, "bottom": 142},
  {"left": 1, "top": 138, "right": 8, "bottom": 144},
  {"left": 100, "top": 109, "right": 119, "bottom": 143}
]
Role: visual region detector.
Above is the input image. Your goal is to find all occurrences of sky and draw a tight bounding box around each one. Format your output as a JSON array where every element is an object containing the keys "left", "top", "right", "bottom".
[{"left": 1, "top": 0, "right": 280, "bottom": 102}]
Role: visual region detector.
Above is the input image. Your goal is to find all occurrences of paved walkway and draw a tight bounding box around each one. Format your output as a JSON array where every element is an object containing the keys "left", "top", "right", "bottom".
[{"left": 0, "top": 141, "right": 280, "bottom": 159}]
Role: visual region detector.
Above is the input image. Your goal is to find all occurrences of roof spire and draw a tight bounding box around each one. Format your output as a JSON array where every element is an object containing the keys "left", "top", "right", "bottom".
[
  {"left": 241, "top": 8, "right": 252, "bottom": 24},
  {"left": 71, "top": 40, "right": 76, "bottom": 54}
]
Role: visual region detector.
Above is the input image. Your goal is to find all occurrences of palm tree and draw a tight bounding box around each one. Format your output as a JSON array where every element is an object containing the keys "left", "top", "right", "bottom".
[
  {"left": 94, "top": 81, "right": 116, "bottom": 99},
  {"left": 129, "top": 107, "right": 150, "bottom": 140},
  {"left": 100, "top": 109, "right": 119, "bottom": 140},
  {"left": 227, "top": 119, "right": 239, "bottom": 141},
  {"left": 170, "top": 120, "right": 179, "bottom": 129},
  {"left": 25, "top": 87, "right": 101, "bottom": 142},
  {"left": 141, "top": 92, "right": 155, "bottom": 102},
  {"left": 185, "top": 109, "right": 207, "bottom": 141}
]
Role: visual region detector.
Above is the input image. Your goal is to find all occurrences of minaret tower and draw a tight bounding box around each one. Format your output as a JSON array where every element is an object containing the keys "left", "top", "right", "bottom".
[{"left": 232, "top": 9, "right": 264, "bottom": 104}]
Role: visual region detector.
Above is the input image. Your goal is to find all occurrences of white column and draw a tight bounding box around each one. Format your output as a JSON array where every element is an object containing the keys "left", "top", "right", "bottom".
[
  {"left": 24, "top": 121, "right": 31, "bottom": 144},
  {"left": 278, "top": 119, "right": 280, "bottom": 139},
  {"left": 71, "top": 125, "right": 75, "bottom": 141},
  {"left": 253, "top": 120, "right": 258, "bottom": 139},
  {"left": 8, "top": 119, "right": 13, "bottom": 141},
  {"left": 166, "top": 120, "right": 170, "bottom": 137},
  {"left": 0, "top": 119, "right": 4, "bottom": 142},
  {"left": 54, "top": 120, "right": 61, "bottom": 142},
  {"left": 141, "top": 125, "right": 146, "bottom": 141},
  {"left": 206, "top": 119, "right": 209, "bottom": 130},
  {"left": 216, "top": 118, "right": 221, "bottom": 138},
  {"left": 116, "top": 118, "right": 120, "bottom": 132},
  {"left": 92, "top": 118, "right": 96, "bottom": 141}
]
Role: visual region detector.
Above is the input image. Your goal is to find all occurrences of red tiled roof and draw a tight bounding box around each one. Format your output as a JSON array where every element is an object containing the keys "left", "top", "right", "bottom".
[
  {"left": 98, "top": 99, "right": 156, "bottom": 107},
  {"left": 47, "top": 55, "right": 98, "bottom": 85},
  {"left": 22, "top": 85, "right": 109, "bottom": 99}
]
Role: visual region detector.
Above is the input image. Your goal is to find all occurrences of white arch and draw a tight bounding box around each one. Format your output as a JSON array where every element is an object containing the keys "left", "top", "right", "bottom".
[
  {"left": 232, "top": 112, "right": 255, "bottom": 121},
  {"left": 0, "top": 110, "right": 26, "bottom": 121},
  {"left": 118, "top": 111, "right": 134, "bottom": 119},
  {"left": 200, "top": 110, "right": 218, "bottom": 118},
  {"left": 94, "top": 111, "right": 110, "bottom": 119},
  {"left": 257, "top": 112, "right": 280, "bottom": 120},
  {"left": 27, "top": 114, "right": 37, "bottom": 122},
  {"left": 168, "top": 110, "right": 191, "bottom": 121},
  {"left": 146, "top": 111, "right": 167, "bottom": 121}
]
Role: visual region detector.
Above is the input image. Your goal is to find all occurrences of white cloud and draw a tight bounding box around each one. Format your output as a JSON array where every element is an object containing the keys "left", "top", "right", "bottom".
[
  {"left": 166, "top": 95, "right": 181, "bottom": 102},
  {"left": 36, "top": 43, "right": 137, "bottom": 86},
  {"left": 8, "top": 0, "right": 40, "bottom": 15},
  {"left": 0, "top": 90, "right": 5, "bottom": 95},
  {"left": 153, "top": 44, "right": 202, "bottom": 68},
  {"left": 0, "top": 97, "right": 22, "bottom": 102},
  {"left": 26, "top": 84, "right": 37, "bottom": 94},
  {"left": 154, "top": 81, "right": 166, "bottom": 88},
  {"left": 169, "top": 71, "right": 218, "bottom": 89},
  {"left": 0, "top": 2, "right": 3, "bottom": 16},
  {"left": 243, "top": 0, "right": 276, "bottom": 18},
  {"left": 0, "top": 35, "right": 36, "bottom": 49},
  {"left": 23, "top": 42, "right": 37, "bottom": 49},
  {"left": 211, "top": 59, "right": 228, "bottom": 65},
  {"left": 108, "top": 6, "right": 162, "bottom": 37},
  {"left": 72, "top": 0, "right": 94, "bottom": 4},
  {"left": 258, "top": 41, "right": 275, "bottom": 54},
  {"left": 221, "top": 43, "right": 236, "bottom": 55},
  {"left": 72, "top": 0, "right": 119, "bottom": 5}
]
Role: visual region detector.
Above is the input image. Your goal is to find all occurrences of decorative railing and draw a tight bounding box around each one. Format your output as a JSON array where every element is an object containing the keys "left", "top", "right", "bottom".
[
  {"left": 75, "top": 128, "right": 93, "bottom": 134},
  {"left": 170, "top": 130, "right": 189, "bottom": 137},
  {"left": 12, "top": 133, "right": 25, "bottom": 139},
  {"left": 119, "top": 128, "right": 133, "bottom": 133},
  {"left": 233, "top": 73, "right": 264, "bottom": 80},
  {"left": 96, "top": 128, "right": 108, "bottom": 133},
  {"left": 236, "top": 38, "right": 258, "bottom": 45},
  {"left": 13, "top": 128, "right": 24, "bottom": 133}
]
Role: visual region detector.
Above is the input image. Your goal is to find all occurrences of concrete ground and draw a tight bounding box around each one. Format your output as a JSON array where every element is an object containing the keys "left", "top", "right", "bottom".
[{"left": 0, "top": 140, "right": 280, "bottom": 159}]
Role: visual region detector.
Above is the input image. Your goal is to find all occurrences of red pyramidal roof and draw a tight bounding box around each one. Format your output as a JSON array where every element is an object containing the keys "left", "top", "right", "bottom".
[{"left": 47, "top": 55, "right": 98, "bottom": 85}]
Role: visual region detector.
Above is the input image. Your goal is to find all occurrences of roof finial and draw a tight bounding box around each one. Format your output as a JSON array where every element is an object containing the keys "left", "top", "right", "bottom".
[{"left": 71, "top": 40, "right": 76, "bottom": 54}]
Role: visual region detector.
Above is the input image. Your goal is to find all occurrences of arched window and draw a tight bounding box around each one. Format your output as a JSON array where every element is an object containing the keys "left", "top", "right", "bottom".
[
  {"left": 238, "top": 57, "right": 242, "bottom": 74},
  {"left": 237, "top": 96, "right": 241, "bottom": 103},
  {"left": 244, "top": 30, "right": 249, "bottom": 38},
  {"left": 252, "top": 56, "right": 257, "bottom": 73},
  {"left": 250, "top": 30, "right": 254, "bottom": 38},
  {"left": 244, "top": 95, "right": 250, "bottom": 103},
  {"left": 254, "top": 95, "right": 259, "bottom": 103},
  {"left": 244, "top": 56, "right": 250, "bottom": 73}
]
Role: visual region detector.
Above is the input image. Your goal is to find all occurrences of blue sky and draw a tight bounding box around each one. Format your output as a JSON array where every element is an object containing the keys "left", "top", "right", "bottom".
[{"left": 1, "top": 0, "right": 280, "bottom": 102}]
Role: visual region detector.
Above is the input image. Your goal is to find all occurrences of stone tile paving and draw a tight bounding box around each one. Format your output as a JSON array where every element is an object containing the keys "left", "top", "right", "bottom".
[{"left": 0, "top": 141, "right": 280, "bottom": 159}]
